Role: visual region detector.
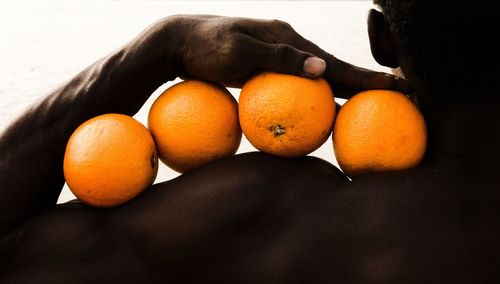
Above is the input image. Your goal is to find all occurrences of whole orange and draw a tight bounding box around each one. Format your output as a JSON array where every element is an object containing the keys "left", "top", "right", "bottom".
[
  {"left": 239, "top": 72, "right": 336, "bottom": 157},
  {"left": 63, "top": 113, "right": 158, "bottom": 207},
  {"left": 333, "top": 90, "right": 427, "bottom": 177},
  {"left": 148, "top": 80, "right": 241, "bottom": 173}
]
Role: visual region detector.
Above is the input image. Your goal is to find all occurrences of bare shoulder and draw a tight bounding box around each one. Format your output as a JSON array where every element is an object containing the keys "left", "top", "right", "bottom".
[
  {"left": 0, "top": 152, "right": 347, "bottom": 283},
  {"left": 2, "top": 153, "right": 497, "bottom": 283}
]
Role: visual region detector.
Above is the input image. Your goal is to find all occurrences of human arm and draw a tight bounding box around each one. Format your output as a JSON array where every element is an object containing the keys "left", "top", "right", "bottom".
[
  {"left": 0, "top": 15, "right": 409, "bottom": 236},
  {"left": 0, "top": 15, "right": 176, "bottom": 236}
]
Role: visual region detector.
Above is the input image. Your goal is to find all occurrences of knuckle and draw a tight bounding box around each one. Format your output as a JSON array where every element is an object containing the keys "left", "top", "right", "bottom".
[
  {"left": 273, "top": 44, "right": 295, "bottom": 63},
  {"left": 271, "top": 19, "right": 294, "bottom": 31},
  {"left": 223, "top": 36, "right": 243, "bottom": 56}
]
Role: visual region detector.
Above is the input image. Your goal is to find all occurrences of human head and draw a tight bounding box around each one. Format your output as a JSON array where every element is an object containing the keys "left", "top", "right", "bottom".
[{"left": 368, "top": 0, "right": 496, "bottom": 102}]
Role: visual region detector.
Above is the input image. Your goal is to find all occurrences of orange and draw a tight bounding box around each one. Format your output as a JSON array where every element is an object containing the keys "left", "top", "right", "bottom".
[
  {"left": 333, "top": 89, "right": 427, "bottom": 177},
  {"left": 239, "top": 72, "right": 336, "bottom": 157},
  {"left": 63, "top": 113, "right": 158, "bottom": 207},
  {"left": 148, "top": 80, "right": 241, "bottom": 173}
]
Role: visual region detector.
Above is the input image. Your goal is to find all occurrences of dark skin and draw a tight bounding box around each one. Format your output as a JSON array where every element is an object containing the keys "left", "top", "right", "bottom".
[{"left": 1, "top": 13, "right": 499, "bottom": 283}]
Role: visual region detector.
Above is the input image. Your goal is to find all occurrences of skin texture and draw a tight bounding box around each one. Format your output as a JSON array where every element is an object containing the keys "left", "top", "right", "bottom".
[{"left": 1, "top": 14, "right": 499, "bottom": 283}]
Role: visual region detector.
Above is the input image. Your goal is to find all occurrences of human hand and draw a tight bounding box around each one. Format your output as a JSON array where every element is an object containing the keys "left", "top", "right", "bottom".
[{"left": 168, "top": 15, "right": 412, "bottom": 97}]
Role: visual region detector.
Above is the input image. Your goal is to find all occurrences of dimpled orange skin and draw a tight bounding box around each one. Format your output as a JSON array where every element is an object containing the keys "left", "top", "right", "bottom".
[
  {"left": 333, "top": 90, "right": 427, "bottom": 177},
  {"left": 148, "top": 80, "right": 242, "bottom": 173},
  {"left": 63, "top": 114, "right": 158, "bottom": 207},
  {"left": 239, "top": 72, "right": 336, "bottom": 157}
]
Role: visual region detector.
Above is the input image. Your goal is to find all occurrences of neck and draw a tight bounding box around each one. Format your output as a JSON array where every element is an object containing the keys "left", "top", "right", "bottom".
[{"left": 419, "top": 87, "right": 500, "bottom": 166}]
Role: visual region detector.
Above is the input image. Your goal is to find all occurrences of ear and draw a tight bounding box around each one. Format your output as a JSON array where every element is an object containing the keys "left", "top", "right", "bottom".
[{"left": 368, "top": 9, "right": 399, "bottom": 68}]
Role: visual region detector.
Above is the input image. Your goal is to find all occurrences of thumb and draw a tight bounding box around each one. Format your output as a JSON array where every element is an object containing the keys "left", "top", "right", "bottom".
[{"left": 263, "top": 43, "right": 326, "bottom": 78}]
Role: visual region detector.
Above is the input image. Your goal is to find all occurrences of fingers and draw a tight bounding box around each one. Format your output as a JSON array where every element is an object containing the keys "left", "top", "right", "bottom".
[
  {"left": 273, "top": 26, "right": 414, "bottom": 98},
  {"left": 235, "top": 19, "right": 325, "bottom": 77},
  {"left": 323, "top": 57, "right": 414, "bottom": 98},
  {"left": 266, "top": 43, "right": 326, "bottom": 78},
  {"left": 239, "top": 18, "right": 331, "bottom": 65},
  {"left": 239, "top": 18, "right": 413, "bottom": 98},
  {"left": 241, "top": 34, "right": 325, "bottom": 79}
]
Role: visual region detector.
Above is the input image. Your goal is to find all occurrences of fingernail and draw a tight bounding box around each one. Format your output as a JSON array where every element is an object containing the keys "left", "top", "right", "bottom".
[{"left": 303, "top": 57, "right": 326, "bottom": 77}]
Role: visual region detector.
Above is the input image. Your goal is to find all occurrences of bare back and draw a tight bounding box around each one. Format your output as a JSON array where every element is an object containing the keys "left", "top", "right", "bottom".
[{"left": 2, "top": 152, "right": 498, "bottom": 283}]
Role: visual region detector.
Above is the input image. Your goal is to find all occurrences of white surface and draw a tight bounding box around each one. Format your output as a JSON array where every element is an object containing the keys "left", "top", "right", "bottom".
[{"left": 0, "top": 1, "right": 389, "bottom": 203}]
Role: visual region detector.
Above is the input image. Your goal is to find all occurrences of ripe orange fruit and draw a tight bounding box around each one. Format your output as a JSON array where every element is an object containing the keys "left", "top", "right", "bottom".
[
  {"left": 239, "top": 72, "right": 336, "bottom": 157},
  {"left": 148, "top": 80, "right": 241, "bottom": 173},
  {"left": 63, "top": 113, "right": 158, "bottom": 207},
  {"left": 333, "top": 89, "right": 427, "bottom": 177}
]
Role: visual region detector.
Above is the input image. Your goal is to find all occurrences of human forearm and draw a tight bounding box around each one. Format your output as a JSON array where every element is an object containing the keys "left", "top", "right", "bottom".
[{"left": 0, "top": 17, "right": 179, "bottom": 235}]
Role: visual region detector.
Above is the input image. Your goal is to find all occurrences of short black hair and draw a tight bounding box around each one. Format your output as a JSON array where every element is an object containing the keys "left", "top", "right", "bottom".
[{"left": 374, "top": 0, "right": 496, "bottom": 93}]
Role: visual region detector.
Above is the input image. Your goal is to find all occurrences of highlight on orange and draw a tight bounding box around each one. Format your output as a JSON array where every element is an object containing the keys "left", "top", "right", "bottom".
[
  {"left": 239, "top": 71, "right": 336, "bottom": 157},
  {"left": 63, "top": 113, "right": 158, "bottom": 207},
  {"left": 333, "top": 89, "right": 427, "bottom": 177},
  {"left": 148, "top": 80, "right": 242, "bottom": 173}
]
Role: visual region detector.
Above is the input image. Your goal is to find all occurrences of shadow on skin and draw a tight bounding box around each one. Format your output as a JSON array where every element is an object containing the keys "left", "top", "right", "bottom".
[{"left": 3, "top": 152, "right": 496, "bottom": 283}]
